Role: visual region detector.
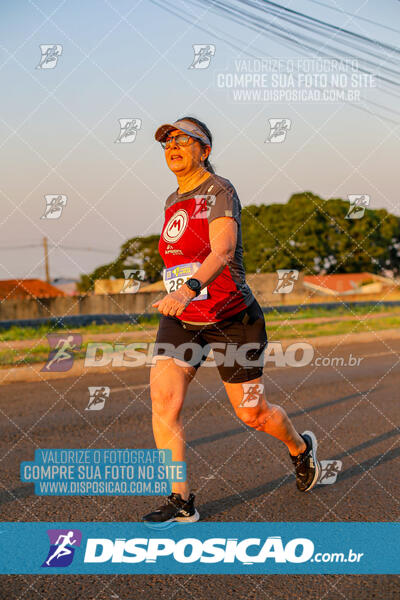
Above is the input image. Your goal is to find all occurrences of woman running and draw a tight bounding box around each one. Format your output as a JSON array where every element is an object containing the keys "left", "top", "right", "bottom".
[{"left": 143, "top": 116, "right": 321, "bottom": 524}]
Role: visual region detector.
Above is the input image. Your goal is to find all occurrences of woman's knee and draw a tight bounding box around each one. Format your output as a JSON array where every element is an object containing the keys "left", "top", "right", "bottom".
[
  {"left": 236, "top": 408, "right": 265, "bottom": 430},
  {"left": 150, "top": 383, "right": 184, "bottom": 420},
  {"left": 237, "top": 404, "right": 286, "bottom": 430}
]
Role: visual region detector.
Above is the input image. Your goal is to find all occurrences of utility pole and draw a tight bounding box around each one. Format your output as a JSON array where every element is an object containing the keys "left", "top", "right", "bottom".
[{"left": 43, "top": 236, "right": 50, "bottom": 283}]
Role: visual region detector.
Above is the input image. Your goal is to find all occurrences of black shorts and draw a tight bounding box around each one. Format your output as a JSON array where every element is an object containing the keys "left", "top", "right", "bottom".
[{"left": 152, "top": 298, "right": 268, "bottom": 383}]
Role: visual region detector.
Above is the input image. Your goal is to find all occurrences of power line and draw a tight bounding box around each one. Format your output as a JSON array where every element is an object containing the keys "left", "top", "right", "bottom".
[
  {"left": 0, "top": 243, "right": 116, "bottom": 253},
  {"left": 196, "top": 0, "right": 400, "bottom": 110},
  {"left": 260, "top": 0, "right": 400, "bottom": 54},
  {"left": 152, "top": 0, "right": 400, "bottom": 123},
  {"left": 305, "top": 0, "right": 400, "bottom": 36},
  {"left": 58, "top": 245, "right": 117, "bottom": 254},
  {"left": 200, "top": 0, "right": 400, "bottom": 84},
  {"left": 0, "top": 244, "right": 42, "bottom": 250}
]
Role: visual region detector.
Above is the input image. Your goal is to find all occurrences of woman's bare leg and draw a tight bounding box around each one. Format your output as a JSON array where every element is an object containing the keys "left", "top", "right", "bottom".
[
  {"left": 150, "top": 357, "right": 196, "bottom": 499},
  {"left": 223, "top": 377, "right": 306, "bottom": 456}
]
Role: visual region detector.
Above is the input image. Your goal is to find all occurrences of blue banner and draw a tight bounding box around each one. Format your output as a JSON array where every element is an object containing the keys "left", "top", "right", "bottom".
[{"left": 0, "top": 522, "right": 398, "bottom": 574}]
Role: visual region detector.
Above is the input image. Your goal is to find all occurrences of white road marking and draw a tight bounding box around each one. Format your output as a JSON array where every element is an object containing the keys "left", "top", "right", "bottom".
[{"left": 111, "top": 384, "right": 149, "bottom": 393}]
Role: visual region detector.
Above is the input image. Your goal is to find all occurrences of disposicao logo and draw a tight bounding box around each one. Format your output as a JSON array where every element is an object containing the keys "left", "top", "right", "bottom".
[
  {"left": 41, "top": 529, "right": 82, "bottom": 567},
  {"left": 83, "top": 536, "right": 314, "bottom": 564}
]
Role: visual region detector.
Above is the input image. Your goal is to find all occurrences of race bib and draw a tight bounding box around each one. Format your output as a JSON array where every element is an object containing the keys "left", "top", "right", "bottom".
[{"left": 163, "top": 262, "right": 208, "bottom": 301}]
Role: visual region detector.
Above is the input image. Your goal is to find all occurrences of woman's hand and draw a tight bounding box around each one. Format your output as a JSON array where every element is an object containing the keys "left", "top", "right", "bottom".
[{"left": 152, "top": 283, "right": 196, "bottom": 317}]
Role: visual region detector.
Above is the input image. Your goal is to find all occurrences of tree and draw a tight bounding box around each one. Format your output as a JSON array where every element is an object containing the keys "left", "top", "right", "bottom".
[
  {"left": 78, "top": 192, "right": 400, "bottom": 292},
  {"left": 241, "top": 192, "right": 400, "bottom": 275},
  {"left": 77, "top": 235, "right": 163, "bottom": 292}
]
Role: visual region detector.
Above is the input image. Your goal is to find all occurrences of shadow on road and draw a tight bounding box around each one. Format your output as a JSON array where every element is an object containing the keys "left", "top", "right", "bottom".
[
  {"left": 189, "top": 390, "right": 378, "bottom": 447},
  {"left": 198, "top": 428, "right": 399, "bottom": 519}
]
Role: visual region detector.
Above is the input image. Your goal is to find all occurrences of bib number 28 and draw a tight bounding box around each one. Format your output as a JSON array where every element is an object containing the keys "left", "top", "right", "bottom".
[
  {"left": 166, "top": 277, "right": 185, "bottom": 293},
  {"left": 163, "top": 262, "right": 208, "bottom": 301}
]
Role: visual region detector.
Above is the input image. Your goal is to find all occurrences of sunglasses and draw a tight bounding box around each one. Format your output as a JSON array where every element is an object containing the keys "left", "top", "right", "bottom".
[{"left": 161, "top": 134, "right": 196, "bottom": 150}]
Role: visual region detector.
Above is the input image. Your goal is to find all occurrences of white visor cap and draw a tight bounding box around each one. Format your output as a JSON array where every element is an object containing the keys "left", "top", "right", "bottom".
[{"left": 155, "top": 119, "right": 211, "bottom": 147}]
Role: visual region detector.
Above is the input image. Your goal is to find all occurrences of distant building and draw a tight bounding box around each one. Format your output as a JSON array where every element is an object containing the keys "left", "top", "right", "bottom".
[
  {"left": 0, "top": 279, "right": 66, "bottom": 300},
  {"left": 138, "top": 280, "right": 165, "bottom": 293},
  {"left": 303, "top": 272, "right": 396, "bottom": 295},
  {"left": 91, "top": 271, "right": 399, "bottom": 304},
  {"left": 51, "top": 278, "right": 79, "bottom": 296},
  {"left": 94, "top": 278, "right": 151, "bottom": 295},
  {"left": 94, "top": 279, "right": 126, "bottom": 294}
]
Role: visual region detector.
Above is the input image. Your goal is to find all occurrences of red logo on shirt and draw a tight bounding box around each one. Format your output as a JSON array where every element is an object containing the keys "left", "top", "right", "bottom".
[{"left": 163, "top": 209, "right": 189, "bottom": 243}]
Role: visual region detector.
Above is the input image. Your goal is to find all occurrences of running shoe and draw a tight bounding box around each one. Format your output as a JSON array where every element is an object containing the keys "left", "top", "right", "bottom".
[
  {"left": 290, "top": 430, "right": 321, "bottom": 492},
  {"left": 142, "top": 492, "right": 200, "bottom": 525}
]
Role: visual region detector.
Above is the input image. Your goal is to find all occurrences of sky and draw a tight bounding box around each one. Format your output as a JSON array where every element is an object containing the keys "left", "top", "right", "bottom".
[{"left": 0, "top": 0, "right": 399, "bottom": 280}]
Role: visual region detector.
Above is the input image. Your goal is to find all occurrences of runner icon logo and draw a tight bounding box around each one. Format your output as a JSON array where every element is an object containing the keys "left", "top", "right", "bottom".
[
  {"left": 36, "top": 45, "right": 63, "bottom": 69},
  {"left": 86, "top": 386, "right": 110, "bottom": 411},
  {"left": 239, "top": 383, "right": 264, "bottom": 407},
  {"left": 41, "top": 195, "right": 67, "bottom": 219},
  {"left": 273, "top": 270, "right": 299, "bottom": 294},
  {"left": 115, "top": 118, "right": 142, "bottom": 143},
  {"left": 188, "top": 44, "right": 216, "bottom": 69},
  {"left": 192, "top": 195, "right": 216, "bottom": 219},
  {"left": 265, "top": 118, "right": 291, "bottom": 143},
  {"left": 318, "top": 460, "right": 342, "bottom": 484},
  {"left": 41, "top": 529, "right": 82, "bottom": 568},
  {"left": 120, "top": 269, "right": 146, "bottom": 294},
  {"left": 345, "top": 194, "right": 370, "bottom": 219},
  {"left": 41, "top": 333, "right": 82, "bottom": 372}
]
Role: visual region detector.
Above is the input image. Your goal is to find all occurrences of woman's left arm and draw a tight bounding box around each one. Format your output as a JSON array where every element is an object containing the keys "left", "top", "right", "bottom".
[
  {"left": 153, "top": 217, "right": 237, "bottom": 316},
  {"left": 190, "top": 216, "right": 237, "bottom": 287}
]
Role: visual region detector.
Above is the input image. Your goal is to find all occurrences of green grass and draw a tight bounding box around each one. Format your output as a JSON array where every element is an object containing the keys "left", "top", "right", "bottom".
[
  {"left": 0, "top": 315, "right": 160, "bottom": 342},
  {"left": 0, "top": 337, "right": 148, "bottom": 367},
  {"left": 0, "top": 343, "right": 88, "bottom": 366},
  {"left": 1, "top": 304, "right": 398, "bottom": 342},
  {"left": 1, "top": 310, "right": 399, "bottom": 367},
  {"left": 266, "top": 314, "right": 400, "bottom": 340},
  {"left": 265, "top": 303, "right": 400, "bottom": 321}
]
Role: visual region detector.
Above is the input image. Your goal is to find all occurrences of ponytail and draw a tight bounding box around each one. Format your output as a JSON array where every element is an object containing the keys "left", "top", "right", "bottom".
[{"left": 203, "top": 155, "right": 215, "bottom": 174}]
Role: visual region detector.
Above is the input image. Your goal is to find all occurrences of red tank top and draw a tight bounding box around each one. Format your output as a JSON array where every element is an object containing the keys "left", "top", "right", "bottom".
[{"left": 158, "top": 173, "right": 254, "bottom": 322}]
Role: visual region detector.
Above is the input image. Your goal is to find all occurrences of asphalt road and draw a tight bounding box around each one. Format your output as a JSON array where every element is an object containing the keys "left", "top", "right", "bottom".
[{"left": 0, "top": 336, "right": 399, "bottom": 599}]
